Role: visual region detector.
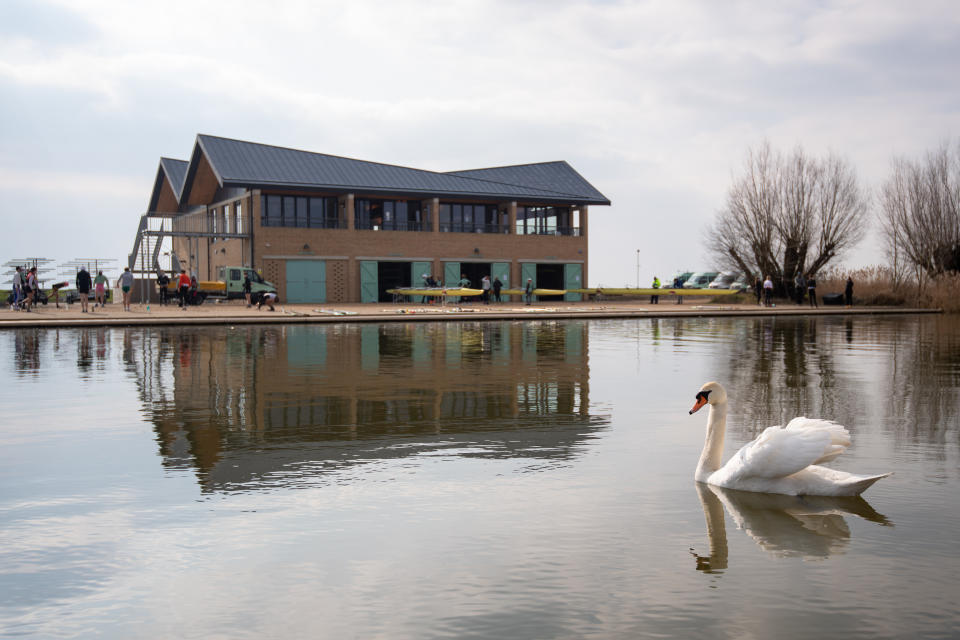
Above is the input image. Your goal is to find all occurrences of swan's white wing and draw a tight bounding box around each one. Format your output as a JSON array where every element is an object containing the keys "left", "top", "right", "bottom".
[
  {"left": 785, "top": 418, "right": 851, "bottom": 464},
  {"left": 724, "top": 419, "right": 851, "bottom": 480}
]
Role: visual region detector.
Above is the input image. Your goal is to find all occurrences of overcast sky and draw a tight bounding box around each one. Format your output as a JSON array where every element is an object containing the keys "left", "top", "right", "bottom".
[{"left": 1, "top": 0, "right": 958, "bottom": 285}]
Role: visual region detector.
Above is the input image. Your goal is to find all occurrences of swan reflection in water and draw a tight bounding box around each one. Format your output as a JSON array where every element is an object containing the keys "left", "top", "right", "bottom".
[{"left": 690, "top": 482, "right": 892, "bottom": 573}]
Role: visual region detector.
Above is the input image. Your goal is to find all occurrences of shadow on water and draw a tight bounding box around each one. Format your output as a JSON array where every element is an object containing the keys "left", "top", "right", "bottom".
[
  {"left": 116, "top": 321, "right": 608, "bottom": 492},
  {"left": 690, "top": 482, "right": 892, "bottom": 574}
]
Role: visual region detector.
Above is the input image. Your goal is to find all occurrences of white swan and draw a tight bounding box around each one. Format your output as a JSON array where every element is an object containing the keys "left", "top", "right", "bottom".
[{"left": 689, "top": 382, "right": 890, "bottom": 496}]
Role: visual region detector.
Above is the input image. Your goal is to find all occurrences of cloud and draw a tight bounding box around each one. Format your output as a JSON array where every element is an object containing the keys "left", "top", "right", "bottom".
[
  {"left": 0, "top": 167, "right": 142, "bottom": 199},
  {"left": 0, "top": 0, "right": 958, "bottom": 280}
]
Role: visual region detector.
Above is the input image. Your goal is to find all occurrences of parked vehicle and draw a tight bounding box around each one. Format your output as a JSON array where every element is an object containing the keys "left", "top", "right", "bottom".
[
  {"left": 671, "top": 272, "right": 694, "bottom": 287},
  {"left": 728, "top": 275, "right": 751, "bottom": 292},
  {"left": 165, "top": 266, "right": 276, "bottom": 304},
  {"left": 707, "top": 272, "right": 739, "bottom": 289},
  {"left": 682, "top": 271, "right": 720, "bottom": 289}
]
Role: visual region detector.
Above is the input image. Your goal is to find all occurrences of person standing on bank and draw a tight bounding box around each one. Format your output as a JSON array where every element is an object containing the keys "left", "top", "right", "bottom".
[
  {"left": 524, "top": 278, "right": 534, "bottom": 305},
  {"left": 25, "top": 267, "right": 39, "bottom": 312},
  {"left": 20, "top": 267, "right": 34, "bottom": 312},
  {"left": 156, "top": 271, "right": 170, "bottom": 305},
  {"left": 76, "top": 266, "right": 92, "bottom": 313},
  {"left": 481, "top": 275, "right": 491, "bottom": 304},
  {"left": 807, "top": 273, "right": 818, "bottom": 308},
  {"left": 794, "top": 272, "right": 806, "bottom": 305},
  {"left": 11, "top": 266, "right": 23, "bottom": 310},
  {"left": 94, "top": 270, "right": 108, "bottom": 308},
  {"left": 492, "top": 276, "right": 503, "bottom": 303},
  {"left": 117, "top": 267, "right": 134, "bottom": 311},
  {"left": 754, "top": 277, "right": 762, "bottom": 306},
  {"left": 650, "top": 276, "right": 660, "bottom": 304},
  {"left": 763, "top": 275, "right": 773, "bottom": 307},
  {"left": 177, "top": 269, "right": 191, "bottom": 308},
  {"left": 243, "top": 273, "right": 252, "bottom": 307},
  {"left": 845, "top": 276, "right": 854, "bottom": 307}
]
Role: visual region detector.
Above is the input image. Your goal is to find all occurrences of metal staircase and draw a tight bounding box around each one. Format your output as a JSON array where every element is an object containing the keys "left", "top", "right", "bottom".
[{"left": 128, "top": 215, "right": 173, "bottom": 276}]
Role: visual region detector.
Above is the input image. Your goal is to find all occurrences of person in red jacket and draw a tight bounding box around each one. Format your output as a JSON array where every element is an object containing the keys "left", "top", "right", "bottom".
[{"left": 177, "top": 269, "right": 191, "bottom": 308}]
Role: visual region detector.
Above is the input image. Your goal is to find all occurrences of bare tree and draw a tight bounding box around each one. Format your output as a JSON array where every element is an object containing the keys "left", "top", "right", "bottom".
[
  {"left": 880, "top": 142, "right": 960, "bottom": 280},
  {"left": 709, "top": 142, "right": 869, "bottom": 293}
]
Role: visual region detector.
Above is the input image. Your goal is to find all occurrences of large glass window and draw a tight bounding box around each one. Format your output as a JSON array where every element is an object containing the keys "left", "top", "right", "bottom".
[
  {"left": 261, "top": 195, "right": 341, "bottom": 228},
  {"left": 355, "top": 198, "right": 424, "bottom": 231},
  {"left": 516, "top": 206, "right": 578, "bottom": 236},
  {"left": 439, "top": 203, "right": 503, "bottom": 233}
]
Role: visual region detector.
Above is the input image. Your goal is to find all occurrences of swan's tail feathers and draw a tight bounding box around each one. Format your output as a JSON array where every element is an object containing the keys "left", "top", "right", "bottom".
[{"left": 845, "top": 472, "right": 893, "bottom": 496}]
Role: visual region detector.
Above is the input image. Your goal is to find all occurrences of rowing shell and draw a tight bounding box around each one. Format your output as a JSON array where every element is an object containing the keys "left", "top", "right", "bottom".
[
  {"left": 500, "top": 289, "right": 567, "bottom": 296},
  {"left": 572, "top": 288, "right": 740, "bottom": 296},
  {"left": 387, "top": 288, "right": 483, "bottom": 297}
]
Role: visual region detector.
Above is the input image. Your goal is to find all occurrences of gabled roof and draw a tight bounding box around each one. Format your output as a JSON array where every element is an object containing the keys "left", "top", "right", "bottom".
[
  {"left": 161, "top": 157, "right": 188, "bottom": 194},
  {"left": 147, "top": 157, "right": 189, "bottom": 213},
  {"left": 175, "top": 135, "right": 610, "bottom": 208}
]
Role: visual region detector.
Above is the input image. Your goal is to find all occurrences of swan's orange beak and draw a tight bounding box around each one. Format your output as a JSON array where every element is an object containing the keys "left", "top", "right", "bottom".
[{"left": 689, "top": 393, "right": 708, "bottom": 415}]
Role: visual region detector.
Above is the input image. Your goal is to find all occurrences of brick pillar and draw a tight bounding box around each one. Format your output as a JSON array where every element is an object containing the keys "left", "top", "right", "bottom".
[
  {"left": 580, "top": 205, "right": 588, "bottom": 287},
  {"left": 507, "top": 202, "right": 518, "bottom": 285},
  {"left": 431, "top": 197, "right": 440, "bottom": 233},
  {"left": 342, "top": 194, "right": 355, "bottom": 230}
]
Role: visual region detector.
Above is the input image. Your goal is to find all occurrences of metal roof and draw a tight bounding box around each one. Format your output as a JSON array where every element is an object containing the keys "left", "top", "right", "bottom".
[
  {"left": 160, "top": 157, "right": 188, "bottom": 194},
  {"left": 147, "top": 158, "right": 189, "bottom": 212},
  {"left": 446, "top": 162, "right": 609, "bottom": 204},
  {"left": 180, "top": 135, "right": 610, "bottom": 206}
]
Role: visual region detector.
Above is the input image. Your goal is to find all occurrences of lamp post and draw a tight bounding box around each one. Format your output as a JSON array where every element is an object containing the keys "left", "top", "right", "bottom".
[{"left": 636, "top": 250, "right": 640, "bottom": 289}]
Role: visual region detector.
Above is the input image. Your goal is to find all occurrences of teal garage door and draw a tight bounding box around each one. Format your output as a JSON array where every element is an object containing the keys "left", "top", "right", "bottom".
[
  {"left": 564, "top": 264, "right": 582, "bottom": 301},
  {"left": 286, "top": 260, "right": 326, "bottom": 303},
  {"left": 360, "top": 261, "right": 378, "bottom": 303}
]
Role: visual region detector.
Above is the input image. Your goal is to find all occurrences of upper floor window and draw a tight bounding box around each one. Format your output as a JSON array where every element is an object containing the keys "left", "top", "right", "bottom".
[
  {"left": 355, "top": 199, "right": 425, "bottom": 231},
  {"left": 516, "top": 206, "right": 579, "bottom": 236},
  {"left": 261, "top": 195, "right": 341, "bottom": 229},
  {"left": 439, "top": 203, "right": 506, "bottom": 233}
]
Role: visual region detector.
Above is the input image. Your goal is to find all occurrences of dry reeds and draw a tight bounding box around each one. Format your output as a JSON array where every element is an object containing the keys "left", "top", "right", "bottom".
[{"left": 819, "top": 265, "right": 960, "bottom": 312}]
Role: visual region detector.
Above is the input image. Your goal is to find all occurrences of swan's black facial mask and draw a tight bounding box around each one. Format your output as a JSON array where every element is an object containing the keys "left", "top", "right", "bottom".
[{"left": 689, "top": 390, "right": 711, "bottom": 415}]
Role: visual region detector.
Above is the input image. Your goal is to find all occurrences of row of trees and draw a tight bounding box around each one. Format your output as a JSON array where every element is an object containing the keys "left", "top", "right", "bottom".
[{"left": 707, "top": 139, "right": 959, "bottom": 293}]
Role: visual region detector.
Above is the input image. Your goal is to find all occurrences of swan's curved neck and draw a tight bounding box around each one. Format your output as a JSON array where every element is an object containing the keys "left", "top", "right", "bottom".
[{"left": 696, "top": 400, "right": 727, "bottom": 482}]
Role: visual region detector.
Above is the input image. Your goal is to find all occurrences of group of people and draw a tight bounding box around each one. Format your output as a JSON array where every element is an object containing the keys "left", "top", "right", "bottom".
[
  {"left": 753, "top": 273, "right": 855, "bottom": 308},
  {"left": 479, "top": 274, "right": 504, "bottom": 304},
  {"left": 421, "top": 273, "right": 509, "bottom": 304},
  {"left": 73, "top": 266, "right": 133, "bottom": 312},
  {"left": 9, "top": 266, "right": 39, "bottom": 311}
]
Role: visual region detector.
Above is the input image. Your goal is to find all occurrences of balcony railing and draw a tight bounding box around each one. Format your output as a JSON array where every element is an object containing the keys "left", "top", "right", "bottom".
[
  {"left": 357, "top": 221, "right": 426, "bottom": 232},
  {"left": 260, "top": 218, "right": 346, "bottom": 229},
  {"left": 518, "top": 226, "right": 581, "bottom": 237},
  {"left": 439, "top": 223, "right": 509, "bottom": 234}
]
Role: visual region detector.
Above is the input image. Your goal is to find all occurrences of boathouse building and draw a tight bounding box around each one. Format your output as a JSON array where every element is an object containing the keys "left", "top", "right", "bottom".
[{"left": 133, "top": 135, "right": 610, "bottom": 303}]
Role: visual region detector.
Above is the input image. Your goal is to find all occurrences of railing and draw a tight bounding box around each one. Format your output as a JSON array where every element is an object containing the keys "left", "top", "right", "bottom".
[
  {"left": 517, "top": 226, "right": 581, "bottom": 237},
  {"left": 260, "top": 218, "right": 346, "bottom": 229},
  {"left": 440, "top": 223, "right": 509, "bottom": 234},
  {"left": 357, "top": 221, "right": 426, "bottom": 232}
]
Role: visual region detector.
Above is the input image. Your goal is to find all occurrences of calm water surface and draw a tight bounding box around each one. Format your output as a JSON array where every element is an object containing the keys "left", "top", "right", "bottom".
[{"left": 1, "top": 316, "right": 959, "bottom": 639}]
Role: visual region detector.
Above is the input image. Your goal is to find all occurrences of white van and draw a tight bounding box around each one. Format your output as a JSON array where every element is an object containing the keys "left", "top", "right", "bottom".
[
  {"left": 708, "top": 272, "right": 739, "bottom": 289},
  {"left": 683, "top": 271, "right": 720, "bottom": 289}
]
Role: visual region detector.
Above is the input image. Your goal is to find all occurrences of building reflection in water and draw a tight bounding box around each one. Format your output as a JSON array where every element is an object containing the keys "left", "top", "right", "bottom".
[{"left": 123, "top": 321, "right": 605, "bottom": 491}]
